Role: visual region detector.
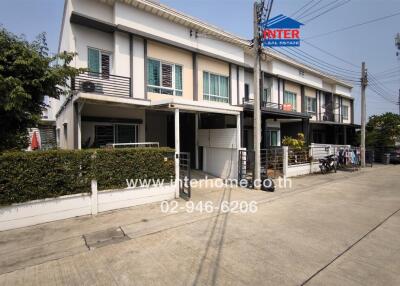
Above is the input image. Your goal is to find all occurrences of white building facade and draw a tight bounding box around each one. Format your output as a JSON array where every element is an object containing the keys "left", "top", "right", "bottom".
[{"left": 50, "top": 0, "right": 357, "bottom": 178}]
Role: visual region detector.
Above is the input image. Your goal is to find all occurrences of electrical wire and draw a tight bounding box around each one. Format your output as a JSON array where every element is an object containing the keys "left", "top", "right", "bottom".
[
  {"left": 290, "top": 0, "right": 316, "bottom": 18},
  {"left": 368, "top": 86, "right": 398, "bottom": 104},
  {"left": 302, "top": 40, "right": 360, "bottom": 69},
  {"left": 297, "top": 0, "right": 341, "bottom": 21},
  {"left": 276, "top": 47, "right": 361, "bottom": 80},
  {"left": 285, "top": 46, "right": 360, "bottom": 75},
  {"left": 270, "top": 47, "right": 360, "bottom": 83},
  {"left": 301, "top": 0, "right": 351, "bottom": 24},
  {"left": 305, "top": 10, "right": 400, "bottom": 40},
  {"left": 296, "top": 0, "right": 323, "bottom": 20}
]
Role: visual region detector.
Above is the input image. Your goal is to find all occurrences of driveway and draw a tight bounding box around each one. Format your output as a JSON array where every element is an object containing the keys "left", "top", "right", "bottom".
[{"left": 0, "top": 165, "right": 399, "bottom": 285}]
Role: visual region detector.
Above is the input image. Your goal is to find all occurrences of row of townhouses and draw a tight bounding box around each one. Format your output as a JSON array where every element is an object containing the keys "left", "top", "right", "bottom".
[{"left": 48, "top": 0, "right": 358, "bottom": 178}]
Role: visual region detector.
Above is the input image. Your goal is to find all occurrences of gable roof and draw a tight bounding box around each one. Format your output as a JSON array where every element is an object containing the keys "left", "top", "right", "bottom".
[{"left": 261, "top": 14, "right": 303, "bottom": 29}]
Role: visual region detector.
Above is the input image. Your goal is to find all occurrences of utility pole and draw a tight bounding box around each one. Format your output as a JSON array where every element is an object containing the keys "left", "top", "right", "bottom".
[
  {"left": 396, "top": 33, "right": 400, "bottom": 115},
  {"left": 360, "top": 62, "right": 368, "bottom": 168},
  {"left": 253, "top": 1, "right": 261, "bottom": 188}
]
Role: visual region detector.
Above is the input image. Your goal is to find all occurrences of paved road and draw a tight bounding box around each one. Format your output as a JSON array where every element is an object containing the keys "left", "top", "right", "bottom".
[{"left": 0, "top": 165, "right": 399, "bottom": 285}]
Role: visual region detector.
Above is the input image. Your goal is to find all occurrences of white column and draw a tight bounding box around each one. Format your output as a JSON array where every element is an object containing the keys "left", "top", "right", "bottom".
[
  {"left": 195, "top": 113, "right": 199, "bottom": 169},
  {"left": 174, "top": 109, "right": 180, "bottom": 198},
  {"left": 91, "top": 180, "right": 98, "bottom": 216},
  {"left": 77, "top": 102, "right": 84, "bottom": 150},
  {"left": 283, "top": 146, "right": 288, "bottom": 177},
  {"left": 236, "top": 114, "right": 241, "bottom": 180}
]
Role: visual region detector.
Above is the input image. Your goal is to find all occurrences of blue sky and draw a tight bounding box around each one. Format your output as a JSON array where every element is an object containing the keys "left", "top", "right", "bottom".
[{"left": 1, "top": 0, "right": 399, "bottom": 122}]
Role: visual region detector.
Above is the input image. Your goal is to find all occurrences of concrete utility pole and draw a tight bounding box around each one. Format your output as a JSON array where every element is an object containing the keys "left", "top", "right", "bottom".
[
  {"left": 360, "top": 62, "right": 368, "bottom": 168},
  {"left": 253, "top": 1, "right": 262, "bottom": 188},
  {"left": 396, "top": 33, "right": 400, "bottom": 115}
]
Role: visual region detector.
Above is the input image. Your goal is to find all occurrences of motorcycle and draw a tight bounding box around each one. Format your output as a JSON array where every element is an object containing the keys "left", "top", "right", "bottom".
[{"left": 319, "top": 154, "right": 337, "bottom": 174}]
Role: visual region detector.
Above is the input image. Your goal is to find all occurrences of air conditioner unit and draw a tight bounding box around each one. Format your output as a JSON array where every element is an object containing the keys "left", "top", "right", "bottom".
[{"left": 81, "top": 81, "right": 96, "bottom": 92}]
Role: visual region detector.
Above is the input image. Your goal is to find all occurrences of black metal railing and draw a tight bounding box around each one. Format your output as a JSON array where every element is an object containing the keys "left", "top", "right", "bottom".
[
  {"left": 243, "top": 99, "right": 298, "bottom": 112},
  {"left": 72, "top": 71, "right": 132, "bottom": 98},
  {"left": 321, "top": 112, "right": 347, "bottom": 123}
]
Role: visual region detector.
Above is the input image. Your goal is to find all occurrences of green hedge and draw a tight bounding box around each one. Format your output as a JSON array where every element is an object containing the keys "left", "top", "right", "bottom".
[{"left": 0, "top": 148, "right": 174, "bottom": 206}]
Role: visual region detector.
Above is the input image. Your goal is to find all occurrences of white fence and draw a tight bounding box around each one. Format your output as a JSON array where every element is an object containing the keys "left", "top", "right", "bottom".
[
  {"left": 0, "top": 181, "right": 175, "bottom": 231},
  {"left": 283, "top": 144, "right": 353, "bottom": 178}
]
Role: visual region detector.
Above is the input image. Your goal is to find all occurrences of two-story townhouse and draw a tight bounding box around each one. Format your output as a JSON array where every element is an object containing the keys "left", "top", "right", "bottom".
[
  {"left": 51, "top": 0, "right": 358, "bottom": 179},
  {"left": 240, "top": 50, "right": 357, "bottom": 149}
]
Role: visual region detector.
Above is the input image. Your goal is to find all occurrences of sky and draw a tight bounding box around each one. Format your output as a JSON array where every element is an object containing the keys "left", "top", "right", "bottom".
[{"left": 0, "top": 0, "right": 399, "bottom": 123}]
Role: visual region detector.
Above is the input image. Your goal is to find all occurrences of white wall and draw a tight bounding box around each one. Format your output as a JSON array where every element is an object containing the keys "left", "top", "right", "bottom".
[
  {"left": 56, "top": 99, "right": 75, "bottom": 149},
  {"left": 271, "top": 60, "right": 323, "bottom": 89},
  {"left": 335, "top": 84, "right": 352, "bottom": 97},
  {"left": 71, "top": 0, "right": 113, "bottom": 23},
  {"left": 0, "top": 184, "right": 175, "bottom": 232},
  {"left": 198, "top": 128, "right": 238, "bottom": 179},
  {"left": 133, "top": 36, "right": 145, "bottom": 99},
  {"left": 202, "top": 147, "right": 238, "bottom": 179},
  {"left": 114, "top": 2, "right": 245, "bottom": 64},
  {"left": 230, "top": 64, "right": 238, "bottom": 105},
  {"left": 114, "top": 31, "right": 130, "bottom": 77}
]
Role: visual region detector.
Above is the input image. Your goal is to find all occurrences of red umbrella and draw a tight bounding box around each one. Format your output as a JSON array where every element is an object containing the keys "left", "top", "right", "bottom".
[{"left": 31, "top": 131, "right": 40, "bottom": 150}]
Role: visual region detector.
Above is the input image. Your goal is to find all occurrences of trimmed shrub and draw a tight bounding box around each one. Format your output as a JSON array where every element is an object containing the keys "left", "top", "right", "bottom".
[{"left": 0, "top": 148, "right": 174, "bottom": 206}]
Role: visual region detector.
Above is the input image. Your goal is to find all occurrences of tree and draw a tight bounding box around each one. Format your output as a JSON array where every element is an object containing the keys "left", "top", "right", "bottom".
[
  {"left": 365, "top": 112, "right": 400, "bottom": 147},
  {"left": 0, "top": 27, "right": 84, "bottom": 151}
]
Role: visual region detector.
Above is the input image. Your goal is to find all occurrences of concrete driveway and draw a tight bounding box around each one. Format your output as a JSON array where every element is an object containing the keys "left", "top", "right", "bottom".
[{"left": 0, "top": 165, "right": 399, "bottom": 285}]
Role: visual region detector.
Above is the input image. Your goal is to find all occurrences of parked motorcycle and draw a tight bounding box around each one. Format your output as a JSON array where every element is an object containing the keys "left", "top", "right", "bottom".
[{"left": 319, "top": 154, "right": 337, "bottom": 174}]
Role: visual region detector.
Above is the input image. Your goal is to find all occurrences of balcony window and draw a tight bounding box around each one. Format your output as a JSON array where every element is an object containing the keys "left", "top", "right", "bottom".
[
  {"left": 263, "top": 88, "right": 271, "bottom": 103},
  {"left": 283, "top": 91, "right": 297, "bottom": 111},
  {"left": 147, "top": 58, "right": 183, "bottom": 96},
  {"left": 306, "top": 97, "right": 317, "bottom": 113},
  {"left": 203, "top": 71, "right": 229, "bottom": 103},
  {"left": 88, "top": 47, "right": 111, "bottom": 78},
  {"left": 342, "top": 105, "right": 349, "bottom": 120}
]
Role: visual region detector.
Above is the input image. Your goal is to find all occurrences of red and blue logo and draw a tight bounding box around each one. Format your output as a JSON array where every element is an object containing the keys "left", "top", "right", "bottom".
[{"left": 261, "top": 14, "right": 303, "bottom": 47}]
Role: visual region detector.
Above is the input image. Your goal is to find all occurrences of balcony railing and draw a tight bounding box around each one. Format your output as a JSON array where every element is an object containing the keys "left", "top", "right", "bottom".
[
  {"left": 72, "top": 71, "right": 132, "bottom": 98},
  {"left": 321, "top": 112, "right": 348, "bottom": 123},
  {"left": 243, "top": 99, "right": 298, "bottom": 112}
]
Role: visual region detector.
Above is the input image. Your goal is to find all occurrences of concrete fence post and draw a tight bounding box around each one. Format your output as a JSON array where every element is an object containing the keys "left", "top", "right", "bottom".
[
  {"left": 283, "top": 146, "right": 288, "bottom": 177},
  {"left": 91, "top": 179, "right": 98, "bottom": 215}
]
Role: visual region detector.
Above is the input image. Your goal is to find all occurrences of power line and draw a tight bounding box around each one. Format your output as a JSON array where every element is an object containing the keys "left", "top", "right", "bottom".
[
  {"left": 279, "top": 47, "right": 360, "bottom": 79},
  {"left": 302, "top": 40, "right": 360, "bottom": 68},
  {"left": 368, "top": 86, "right": 398, "bottom": 104},
  {"left": 302, "top": 0, "right": 351, "bottom": 24},
  {"left": 296, "top": 0, "right": 323, "bottom": 19},
  {"left": 290, "top": 0, "right": 315, "bottom": 18},
  {"left": 373, "top": 66, "right": 399, "bottom": 76},
  {"left": 305, "top": 10, "right": 400, "bottom": 40},
  {"left": 297, "top": 0, "right": 340, "bottom": 20},
  {"left": 368, "top": 74, "right": 398, "bottom": 97},
  {"left": 270, "top": 47, "right": 360, "bottom": 83},
  {"left": 368, "top": 76, "right": 399, "bottom": 103},
  {"left": 286, "top": 46, "right": 359, "bottom": 75}
]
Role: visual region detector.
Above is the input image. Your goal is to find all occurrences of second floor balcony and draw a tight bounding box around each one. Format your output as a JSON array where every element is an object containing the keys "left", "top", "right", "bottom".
[
  {"left": 321, "top": 112, "right": 348, "bottom": 123},
  {"left": 72, "top": 71, "right": 132, "bottom": 98},
  {"left": 243, "top": 99, "right": 302, "bottom": 114}
]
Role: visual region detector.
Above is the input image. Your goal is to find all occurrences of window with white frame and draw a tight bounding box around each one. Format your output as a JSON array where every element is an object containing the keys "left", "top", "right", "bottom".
[
  {"left": 342, "top": 105, "right": 349, "bottom": 120},
  {"left": 306, "top": 97, "right": 317, "bottom": 113},
  {"left": 203, "top": 71, "right": 229, "bottom": 103},
  {"left": 147, "top": 58, "right": 182, "bottom": 96},
  {"left": 88, "top": 47, "right": 112, "bottom": 77},
  {"left": 283, "top": 91, "right": 297, "bottom": 111}
]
